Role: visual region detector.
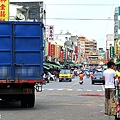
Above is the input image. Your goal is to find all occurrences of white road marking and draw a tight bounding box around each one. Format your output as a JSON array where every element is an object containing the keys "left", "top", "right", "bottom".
[
  {"left": 77, "top": 89, "right": 83, "bottom": 91},
  {"left": 42, "top": 89, "right": 104, "bottom": 92},
  {"left": 67, "top": 89, "right": 73, "bottom": 91},
  {"left": 48, "top": 89, "right": 54, "bottom": 91},
  {"left": 97, "top": 90, "right": 102, "bottom": 91},
  {"left": 102, "top": 85, "right": 105, "bottom": 91},
  {"left": 87, "top": 90, "right": 92, "bottom": 91},
  {"left": 58, "top": 89, "right": 63, "bottom": 91}
]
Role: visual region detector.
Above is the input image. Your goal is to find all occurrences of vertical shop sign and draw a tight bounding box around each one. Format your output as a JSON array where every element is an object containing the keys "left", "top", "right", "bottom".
[
  {"left": 115, "top": 40, "right": 118, "bottom": 55},
  {"left": 48, "top": 25, "right": 54, "bottom": 40},
  {"left": 51, "top": 44, "right": 55, "bottom": 57},
  {"left": 0, "top": 0, "right": 9, "bottom": 21},
  {"left": 48, "top": 42, "right": 51, "bottom": 56}
]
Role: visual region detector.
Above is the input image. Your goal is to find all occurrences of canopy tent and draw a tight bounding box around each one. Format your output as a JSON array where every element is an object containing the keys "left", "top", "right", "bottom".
[
  {"left": 44, "top": 62, "right": 61, "bottom": 69},
  {"left": 115, "top": 61, "right": 120, "bottom": 65},
  {"left": 43, "top": 63, "right": 53, "bottom": 69},
  {"left": 43, "top": 65, "right": 50, "bottom": 70}
]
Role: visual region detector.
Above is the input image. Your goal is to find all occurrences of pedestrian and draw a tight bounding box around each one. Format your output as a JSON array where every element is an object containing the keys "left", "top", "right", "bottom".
[{"left": 102, "top": 61, "right": 116, "bottom": 116}]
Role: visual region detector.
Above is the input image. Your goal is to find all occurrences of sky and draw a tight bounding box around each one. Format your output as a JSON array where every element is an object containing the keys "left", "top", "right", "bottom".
[{"left": 10, "top": 0, "right": 119, "bottom": 49}]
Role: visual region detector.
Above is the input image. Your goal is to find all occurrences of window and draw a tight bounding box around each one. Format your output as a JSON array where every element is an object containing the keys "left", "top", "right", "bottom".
[
  {"left": 60, "top": 69, "right": 70, "bottom": 74},
  {"left": 89, "top": 57, "right": 98, "bottom": 61},
  {"left": 30, "top": 12, "right": 36, "bottom": 19},
  {"left": 118, "top": 21, "right": 120, "bottom": 29},
  {"left": 118, "top": 7, "right": 120, "bottom": 15}
]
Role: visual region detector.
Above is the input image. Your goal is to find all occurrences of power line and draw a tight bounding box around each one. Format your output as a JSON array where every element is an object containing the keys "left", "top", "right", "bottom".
[
  {"left": 104, "top": 0, "right": 116, "bottom": 42},
  {"left": 46, "top": 4, "right": 118, "bottom": 6},
  {"left": 46, "top": 18, "right": 115, "bottom": 21}
]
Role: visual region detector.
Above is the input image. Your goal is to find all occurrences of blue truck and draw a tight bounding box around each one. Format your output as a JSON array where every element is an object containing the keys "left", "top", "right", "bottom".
[{"left": 0, "top": 21, "right": 44, "bottom": 107}]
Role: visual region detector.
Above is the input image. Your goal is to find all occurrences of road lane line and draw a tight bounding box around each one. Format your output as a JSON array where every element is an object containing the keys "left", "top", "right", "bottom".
[
  {"left": 77, "top": 89, "right": 83, "bottom": 91},
  {"left": 97, "top": 90, "right": 102, "bottom": 91},
  {"left": 87, "top": 90, "right": 92, "bottom": 91},
  {"left": 64, "top": 81, "right": 79, "bottom": 90},
  {"left": 102, "top": 85, "right": 105, "bottom": 91},
  {"left": 48, "top": 89, "right": 54, "bottom": 91},
  {"left": 46, "top": 103, "right": 104, "bottom": 106},
  {"left": 68, "top": 89, "right": 73, "bottom": 91},
  {"left": 58, "top": 89, "right": 63, "bottom": 91}
]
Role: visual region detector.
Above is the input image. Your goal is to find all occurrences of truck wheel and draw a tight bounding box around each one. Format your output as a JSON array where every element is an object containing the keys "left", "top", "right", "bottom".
[
  {"left": 21, "top": 95, "right": 27, "bottom": 107},
  {"left": 27, "top": 93, "right": 35, "bottom": 108}
]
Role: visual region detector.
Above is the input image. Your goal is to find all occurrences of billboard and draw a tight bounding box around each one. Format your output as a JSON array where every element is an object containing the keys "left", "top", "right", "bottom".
[{"left": 0, "top": 0, "right": 9, "bottom": 21}]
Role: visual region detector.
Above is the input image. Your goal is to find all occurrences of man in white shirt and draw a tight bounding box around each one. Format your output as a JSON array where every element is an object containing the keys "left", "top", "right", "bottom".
[{"left": 103, "top": 61, "right": 116, "bottom": 115}]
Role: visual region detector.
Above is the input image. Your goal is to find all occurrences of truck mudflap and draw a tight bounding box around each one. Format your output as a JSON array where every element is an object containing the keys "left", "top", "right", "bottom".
[{"left": 35, "top": 83, "right": 42, "bottom": 92}]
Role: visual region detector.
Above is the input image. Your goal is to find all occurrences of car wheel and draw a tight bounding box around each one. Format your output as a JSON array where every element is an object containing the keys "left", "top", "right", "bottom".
[
  {"left": 69, "top": 79, "right": 72, "bottom": 82},
  {"left": 47, "top": 80, "right": 49, "bottom": 83},
  {"left": 59, "top": 80, "right": 62, "bottom": 82}
]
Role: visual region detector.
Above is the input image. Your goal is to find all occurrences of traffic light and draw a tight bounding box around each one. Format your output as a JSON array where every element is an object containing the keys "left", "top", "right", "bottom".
[{"left": 110, "top": 46, "right": 114, "bottom": 58}]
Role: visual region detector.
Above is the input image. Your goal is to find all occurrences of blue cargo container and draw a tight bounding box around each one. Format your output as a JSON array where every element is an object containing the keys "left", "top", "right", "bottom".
[{"left": 0, "top": 21, "right": 44, "bottom": 107}]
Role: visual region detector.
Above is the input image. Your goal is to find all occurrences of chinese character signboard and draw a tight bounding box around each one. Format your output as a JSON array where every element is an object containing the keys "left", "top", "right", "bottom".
[
  {"left": 0, "top": 0, "right": 9, "bottom": 21},
  {"left": 110, "top": 46, "right": 114, "bottom": 58},
  {"left": 51, "top": 44, "right": 55, "bottom": 57},
  {"left": 115, "top": 40, "right": 118, "bottom": 55},
  {"left": 48, "top": 42, "right": 51, "bottom": 56},
  {"left": 48, "top": 25, "right": 54, "bottom": 40}
]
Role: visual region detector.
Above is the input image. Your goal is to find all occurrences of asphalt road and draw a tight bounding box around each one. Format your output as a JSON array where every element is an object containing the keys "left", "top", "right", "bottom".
[{"left": 0, "top": 76, "right": 115, "bottom": 120}]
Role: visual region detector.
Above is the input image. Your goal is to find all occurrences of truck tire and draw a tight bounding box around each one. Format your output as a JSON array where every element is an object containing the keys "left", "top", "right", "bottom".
[
  {"left": 21, "top": 95, "right": 27, "bottom": 107},
  {"left": 27, "top": 93, "right": 35, "bottom": 108}
]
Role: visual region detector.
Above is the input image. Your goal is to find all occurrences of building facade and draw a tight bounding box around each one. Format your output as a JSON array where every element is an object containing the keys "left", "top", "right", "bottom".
[{"left": 106, "top": 34, "right": 114, "bottom": 50}]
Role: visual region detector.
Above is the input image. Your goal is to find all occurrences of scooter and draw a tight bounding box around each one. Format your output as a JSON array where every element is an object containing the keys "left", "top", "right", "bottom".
[{"left": 79, "top": 78, "right": 83, "bottom": 84}]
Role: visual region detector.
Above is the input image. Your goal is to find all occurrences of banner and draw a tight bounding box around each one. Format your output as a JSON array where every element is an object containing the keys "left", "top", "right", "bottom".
[
  {"left": 48, "top": 42, "right": 51, "bottom": 56},
  {"left": 114, "top": 40, "right": 118, "bottom": 55},
  {"left": 48, "top": 25, "right": 54, "bottom": 40},
  {"left": 0, "top": 0, "right": 9, "bottom": 21},
  {"left": 51, "top": 44, "right": 55, "bottom": 57}
]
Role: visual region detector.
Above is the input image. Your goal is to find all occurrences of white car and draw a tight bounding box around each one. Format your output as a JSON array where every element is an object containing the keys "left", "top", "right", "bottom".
[{"left": 47, "top": 72, "right": 56, "bottom": 81}]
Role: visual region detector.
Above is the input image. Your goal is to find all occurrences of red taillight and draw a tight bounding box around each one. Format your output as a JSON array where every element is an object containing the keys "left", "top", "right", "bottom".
[
  {"left": 23, "top": 89, "right": 32, "bottom": 94},
  {"left": 42, "top": 79, "right": 44, "bottom": 83}
]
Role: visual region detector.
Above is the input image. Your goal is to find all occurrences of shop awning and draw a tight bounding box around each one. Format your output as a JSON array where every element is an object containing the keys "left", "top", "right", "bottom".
[
  {"left": 43, "top": 63, "right": 53, "bottom": 68},
  {"left": 43, "top": 66, "right": 50, "bottom": 70},
  {"left": 115, "top": 61, "right": 120, "bottom": 65},
  {"left": 44, "top": 62, "right": 61, "bottom": 69}
]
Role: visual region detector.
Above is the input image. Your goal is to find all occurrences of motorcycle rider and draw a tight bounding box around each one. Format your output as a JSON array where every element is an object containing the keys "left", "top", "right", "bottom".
[{"left": 79, "top": 71, "right": 84, "bottom": 84}]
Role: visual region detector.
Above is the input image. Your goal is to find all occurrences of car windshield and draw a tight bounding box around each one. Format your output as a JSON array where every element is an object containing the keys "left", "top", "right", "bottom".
[
  {"left": 94, "top": 72, "right": 103, "bottom": 76},
  {"left": 60, "top": 69, "right": 70, "bottom": 74}
]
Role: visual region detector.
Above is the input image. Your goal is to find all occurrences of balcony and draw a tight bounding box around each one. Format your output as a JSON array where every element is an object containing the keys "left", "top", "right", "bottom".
[
  {"left": 85, "top": 50, "right": 90, "bottom": 53},
  {"left": 94, "top": 43, "right": 97, "bottom": 46},
  {"left": 93, "top": 47, "right": 97, "bottom": 50},
  {"left": 85, "top": 44, "right": 90, "bottom": 46}
]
